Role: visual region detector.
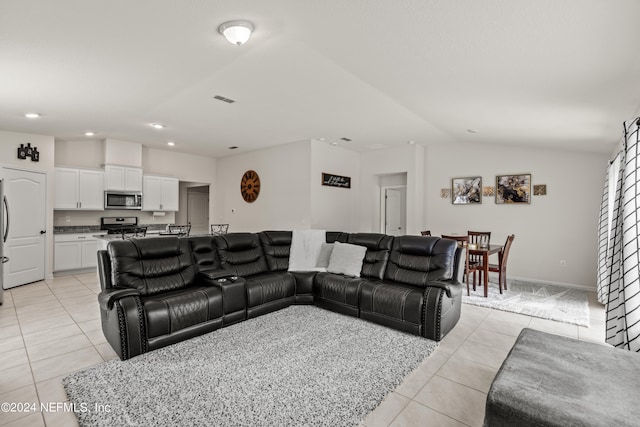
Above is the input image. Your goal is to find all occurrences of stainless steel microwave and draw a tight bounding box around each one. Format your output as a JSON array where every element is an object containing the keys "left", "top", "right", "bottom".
[{"left": 104, "top": 191, "right": 142, "bottom": 210}]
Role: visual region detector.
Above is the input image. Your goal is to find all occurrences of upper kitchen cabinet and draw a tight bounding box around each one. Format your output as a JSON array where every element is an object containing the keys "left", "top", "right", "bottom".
[
  {"left": 142, "top": 175, "right": 179, "bottom": 211},
  {"left": 104, "top": 164, "right": 143, "bottom": 192},
  {"left": 54, "top": 167, "right": 104, "bottom": 210}
]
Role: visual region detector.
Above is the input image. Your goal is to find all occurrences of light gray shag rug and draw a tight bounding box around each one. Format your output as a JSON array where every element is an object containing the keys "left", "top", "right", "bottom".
[
  {"left": 63, "top": 306, "right": 438, "bottom": 427},
  {"left": 462, "top": 278, "right": 590, "bottom": 326}
]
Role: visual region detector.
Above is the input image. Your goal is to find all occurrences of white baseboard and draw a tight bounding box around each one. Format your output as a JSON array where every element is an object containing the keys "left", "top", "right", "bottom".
[{"left": 508, "top": 275, "right": 596, "bottom": 292}]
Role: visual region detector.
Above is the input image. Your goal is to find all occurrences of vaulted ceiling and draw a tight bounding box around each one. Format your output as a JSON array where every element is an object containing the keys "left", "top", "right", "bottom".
[{"left": 1, "top": 0, "right": 639, "bottom": 157}]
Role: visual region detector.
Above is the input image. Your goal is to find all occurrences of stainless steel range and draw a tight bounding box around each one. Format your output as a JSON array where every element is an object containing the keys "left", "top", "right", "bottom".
[{"left": 100, "top": 216, "right": 147, "bottom": 239}]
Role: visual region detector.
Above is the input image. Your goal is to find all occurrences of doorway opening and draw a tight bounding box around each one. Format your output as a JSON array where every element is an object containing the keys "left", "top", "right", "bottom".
[
  {"left": 176, "top": 183, "right": 210, "bottom": 235},
  {"left": 378, "top": 172, "right": 408, "bottom": 236}
]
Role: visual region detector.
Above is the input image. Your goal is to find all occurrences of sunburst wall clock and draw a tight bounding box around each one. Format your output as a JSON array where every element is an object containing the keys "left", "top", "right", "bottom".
[{"left": 240, "top": 170, "right": 260, "bottom": 203}]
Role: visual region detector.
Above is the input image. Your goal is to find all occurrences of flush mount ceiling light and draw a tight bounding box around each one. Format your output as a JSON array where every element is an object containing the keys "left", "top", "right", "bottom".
[
  {"left": 24, "top": 113, "right": 40, "bottom": 118},
  {"left": 218, "top": 20, "right": 254, "bottom": 46},
  {"left": 167, "top": 141, "right": 175, "bottom": 146},
  {"left": 150, "top": 123, "right": 165, "bottom": 129},
  {"left": 85, "top": 131, "right": 95, "bottom": 136}
]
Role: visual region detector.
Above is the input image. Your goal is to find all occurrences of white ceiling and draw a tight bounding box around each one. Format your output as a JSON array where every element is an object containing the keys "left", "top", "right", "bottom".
[{"left": 1, "top": 0, "right": 639, "bottom": 158}]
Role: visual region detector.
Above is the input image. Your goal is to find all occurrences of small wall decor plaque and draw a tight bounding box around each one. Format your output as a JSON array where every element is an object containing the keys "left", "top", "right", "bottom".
[
  {"left": 440, "top": 188, "right": 450, "bottom": 198},
  {"left": 17, "top": 143, "right": 39, "bottom": 162},
  {"left": 322, "top": 173, "right": 351, "bottom": 189},
  {"left": 483, "top": 186, "right": 495, "bottom": 197},
  {"left": 533, "top": 184, "right": 547, "bottom": 196}
]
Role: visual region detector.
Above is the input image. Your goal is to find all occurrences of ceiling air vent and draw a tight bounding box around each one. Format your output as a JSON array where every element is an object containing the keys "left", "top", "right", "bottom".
[
  {"left": 340, "top": 137, "right": 352, "bottom": 142},
  {"left": 213, "top": 95, "right": 236, "bottom": 104}
]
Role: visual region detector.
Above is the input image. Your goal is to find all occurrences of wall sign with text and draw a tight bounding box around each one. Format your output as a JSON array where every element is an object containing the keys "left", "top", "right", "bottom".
[{"left": 322, "top": 173, "right": 351, "bottom": 189}]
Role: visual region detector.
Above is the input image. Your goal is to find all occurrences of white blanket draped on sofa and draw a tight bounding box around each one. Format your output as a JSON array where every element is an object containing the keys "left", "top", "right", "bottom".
[{"left": 288, "top": 229, "right": 327, "bottom": 272}]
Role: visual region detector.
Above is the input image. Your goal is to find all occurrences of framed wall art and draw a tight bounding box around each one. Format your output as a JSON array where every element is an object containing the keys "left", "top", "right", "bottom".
[
  {"left": 496, "top": 174, "right": 531, "bottom": 204},
  {"left": 451, "top": 177, "right": 482, "bottom": 205}
]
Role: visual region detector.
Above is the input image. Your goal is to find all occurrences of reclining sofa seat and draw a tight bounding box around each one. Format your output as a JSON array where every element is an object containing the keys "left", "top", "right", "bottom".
[
  {"left": 313, "top": 233, "right": 392, "bottom": 317},
  {"left": 360, "top": 236, "right": 462, "bottom": 340},
  {"left": 98, "top": 237, "right": 224, "bottom": 360}
]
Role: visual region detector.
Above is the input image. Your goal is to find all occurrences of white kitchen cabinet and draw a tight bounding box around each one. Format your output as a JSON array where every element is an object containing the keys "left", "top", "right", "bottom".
[
  {"left": 54, "top": 167, "right": 104, "bottom": 210},
  {"left": 104, "top": 165, "right": 143, "bottom": 192},
  {"left": 142, "top": 175, "right": 179, "bottom": 211},
  {"left": 54, "top": 234, "right": 99, "bottom": 271}
]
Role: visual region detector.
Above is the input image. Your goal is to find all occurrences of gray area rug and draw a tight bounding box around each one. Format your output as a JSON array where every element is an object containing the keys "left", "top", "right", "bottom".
[
  {"left": 462, "top": 278, "right": 590, "bottom": 326},
  {"left": 63, "top": 306, "right": 438, "bottom": 427}
]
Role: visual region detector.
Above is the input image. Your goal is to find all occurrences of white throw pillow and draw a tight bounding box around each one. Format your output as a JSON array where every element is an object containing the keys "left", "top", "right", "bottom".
[{"left": 327, "top": 242, "right": 367, "bottom": 277}]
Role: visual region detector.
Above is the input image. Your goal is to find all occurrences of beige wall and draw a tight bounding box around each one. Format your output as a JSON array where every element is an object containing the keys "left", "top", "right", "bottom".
[
  {"left": 309, "top": 140, "right": 360, "bottom": 231},
  {"left": 424, "top": 142, "right": 609, "bottom": 289},
  {"left": 214, "top": 141, "right": 312, "bottom": 232}
]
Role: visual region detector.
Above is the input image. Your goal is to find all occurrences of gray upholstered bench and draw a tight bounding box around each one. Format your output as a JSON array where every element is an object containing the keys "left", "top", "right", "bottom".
[{"left": 484, "top": 328, "right": 640, "bottom": 427}]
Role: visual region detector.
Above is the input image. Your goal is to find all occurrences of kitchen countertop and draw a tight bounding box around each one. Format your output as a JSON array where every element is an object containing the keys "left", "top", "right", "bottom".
[{"left": 55, "top": 224, "right": 168, "bottom": 235}]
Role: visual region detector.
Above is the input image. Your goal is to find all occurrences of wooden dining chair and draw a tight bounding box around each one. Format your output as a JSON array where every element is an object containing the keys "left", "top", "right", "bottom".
[
  {"left": 441, "top": 235, "right": 474, "bottom": 294},
  {"left": 468, "top": 231, "right": 491, "bottom": 285},
  {"left": 487, "top": 234, "right": 515, "bottom": 293},
  {"left": 420, "top": 230, "right": 431, "bottom": 236}
]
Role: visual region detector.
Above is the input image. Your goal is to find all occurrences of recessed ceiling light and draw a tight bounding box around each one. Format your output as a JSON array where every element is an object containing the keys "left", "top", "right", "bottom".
[
  {"left": 150, "top": 123, "right": 165, "bottom": 129},
  {"left": 331, "top": 142, "right": 338, "bottom": 146},
  {"left": 167, "top": 141, "right": 175, "bottom": 146},
  {"left": 85, "top": 131, "right": 95, "bottom": 136},
  {"left": 467, "top": 129, "right": 478, "bottom": 134},
  {"left": 24, "top": 113, "right": 40, "bottom": 119}
]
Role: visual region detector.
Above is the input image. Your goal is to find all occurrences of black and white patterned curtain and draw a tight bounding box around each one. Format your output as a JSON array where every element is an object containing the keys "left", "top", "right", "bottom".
[{"left": 597, "top": 118, "right": 640, "bottom": 351}]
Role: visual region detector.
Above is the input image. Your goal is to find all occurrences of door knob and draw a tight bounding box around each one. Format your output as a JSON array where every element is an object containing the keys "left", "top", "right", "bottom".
[
  {"left": 1, "top": 256, "right": 8, "bottom": 263},
  {"left": 40, "top": 230, "right": 46, "bottom": 234}
]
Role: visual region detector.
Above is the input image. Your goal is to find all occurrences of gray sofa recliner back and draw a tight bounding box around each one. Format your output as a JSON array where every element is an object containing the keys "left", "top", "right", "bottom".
[{"left": 98, "top": 231, "right": 464, "bottom": 360}]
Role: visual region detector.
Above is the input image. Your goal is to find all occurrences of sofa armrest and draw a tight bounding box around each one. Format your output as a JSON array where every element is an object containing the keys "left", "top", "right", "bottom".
[
  {"left": 425, "top": 279, "right": 461, "bottom": 298},
  {"left": 99, "top": 287, "right": 141, "bottom": 311}
]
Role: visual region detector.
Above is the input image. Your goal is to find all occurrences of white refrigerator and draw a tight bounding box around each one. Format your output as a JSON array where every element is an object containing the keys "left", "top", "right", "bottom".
[{"left": 0, "top": 179, "right": 9, "bottom": 305}]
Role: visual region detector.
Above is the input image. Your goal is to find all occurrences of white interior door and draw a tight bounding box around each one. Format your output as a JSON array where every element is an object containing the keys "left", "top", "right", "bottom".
[
  {"left": 187, "top": 191, "right": 209, "bottom": 235},
  {"left": 2, "top": 167, "right": 46, "bottom": 289},
  {"left": 384, "top": 187, "right": 406, "bottom": 236}
]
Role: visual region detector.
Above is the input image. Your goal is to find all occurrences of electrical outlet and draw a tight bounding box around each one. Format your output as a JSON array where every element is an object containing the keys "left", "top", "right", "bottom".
[
  {"left": 65, "top": 216, "right": 71, "bottom": 223},
  {"left": 560, "top": 260, "right": 566, "bottom": 267}
]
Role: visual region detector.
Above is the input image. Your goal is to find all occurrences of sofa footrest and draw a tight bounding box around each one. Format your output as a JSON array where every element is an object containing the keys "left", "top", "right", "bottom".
[{"left": 485, "top": 328, "right": 640, "bottom": 427}]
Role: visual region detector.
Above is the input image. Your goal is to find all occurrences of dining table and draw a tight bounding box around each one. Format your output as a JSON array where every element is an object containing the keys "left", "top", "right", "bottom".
[{"left": 468, "top": 244, "right": 502, "bottom": 297}]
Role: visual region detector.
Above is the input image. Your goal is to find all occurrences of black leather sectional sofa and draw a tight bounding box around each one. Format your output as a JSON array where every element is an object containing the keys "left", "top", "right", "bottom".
[{"left": 97, "top": 231, "right": 465, "bottom": 360}]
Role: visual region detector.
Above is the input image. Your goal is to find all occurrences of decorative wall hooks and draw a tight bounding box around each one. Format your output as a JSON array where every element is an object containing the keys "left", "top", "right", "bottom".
[{"left": 17, "top": 143, "right": 39, "bottom": 162}]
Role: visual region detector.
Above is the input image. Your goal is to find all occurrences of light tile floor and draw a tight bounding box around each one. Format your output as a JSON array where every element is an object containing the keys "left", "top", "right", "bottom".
[{"left": 0, "top": 275, "right": 606, "bottom": 427}]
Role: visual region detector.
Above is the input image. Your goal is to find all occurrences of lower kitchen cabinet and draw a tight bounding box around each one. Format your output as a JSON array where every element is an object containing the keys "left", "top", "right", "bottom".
[{"left": 54, "top": 234, "right": 99, "bottom": 271}]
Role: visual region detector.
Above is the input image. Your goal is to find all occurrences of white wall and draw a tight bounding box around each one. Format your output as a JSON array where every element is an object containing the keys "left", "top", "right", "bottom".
[
  {"left": 424, "top": 142, "right": 609, "bottom": 289},
  {"left": 214, "top": 141, "right": 311, "bottom": 232},
  {"left": 55, "top": 140, "right": 104, "bottom": 169},
  {"left": 1, "top": 132, "right": 56, "bottom": 278},
  {"left": 357, "top": 144, "right": 425, "bottom": 235},
  {"left": 309, "top": 140, "right": 360, "bottom": 231}
]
